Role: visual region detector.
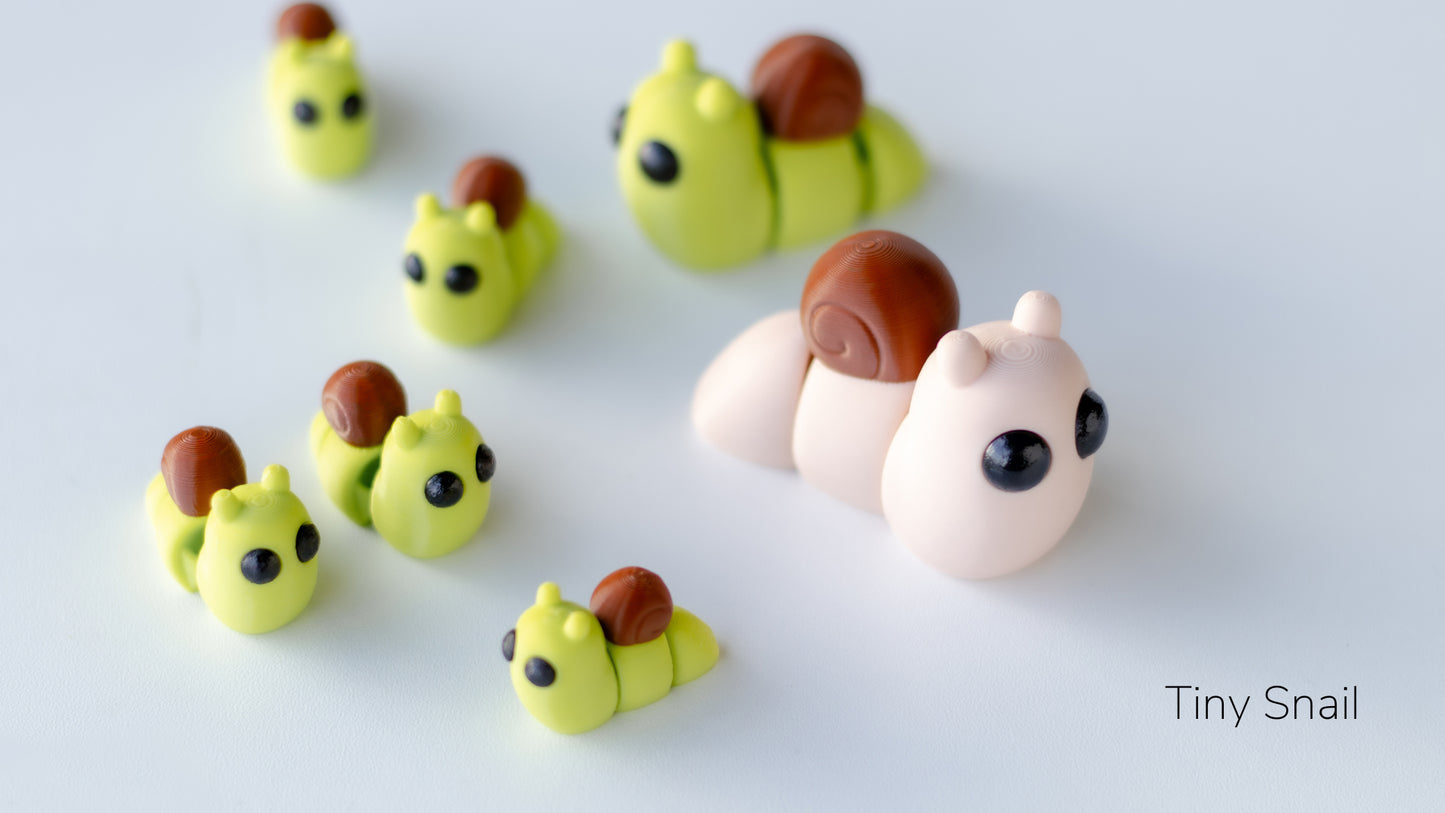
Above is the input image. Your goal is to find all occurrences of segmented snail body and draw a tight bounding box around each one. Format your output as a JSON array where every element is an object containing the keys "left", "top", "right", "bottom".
[
  {"left": 505, "top": 568, "right": 719, "bottom": 734},
  {"left": 615, "top": 36, "right": 926, "bottom": 269}
]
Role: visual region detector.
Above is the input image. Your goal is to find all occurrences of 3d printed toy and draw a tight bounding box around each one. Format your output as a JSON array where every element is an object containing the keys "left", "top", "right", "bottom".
[
  {"left": 504, "top": 567, "right": 719, "bottom": 734},
  {"left": 145, "top": 427, "right": 320, "bottom": 633},
  {"left": 268, "top": 3, "right": 372, "bottom": 179},
  {"left": 403, "top": 156, "right": 561, "bottom": 344},
  {"left": 692, "top": 232, "right": 1108, "bottom": 578},
  {"left": 310, "top": 361, "right": 495, "bottom": 557},
  {"left": 614, "top": 35, "right": 926, "bottom": 269}
]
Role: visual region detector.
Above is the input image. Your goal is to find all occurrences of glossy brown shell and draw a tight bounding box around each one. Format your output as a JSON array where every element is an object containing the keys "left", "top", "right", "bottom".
[
  {"left": 323, "top": 361, "right": 407, "bottom": 448},
  {"left": 590, "top": 567, "right": 674, "bottom": 647},
  {"left": 162, "top": 427, "right": 247, "bottom": 517},
  {"left": 751, "top": 35, "right": 864, "bottom": 141},
  {"left": 451, "top": 156, "right": 527, "bottom": 231},
  {"left": 276, "top": 4, "right": 336, "bottom": 42},
  {"left": 800, "top": 231, "right": 959, "bottom": 382}
]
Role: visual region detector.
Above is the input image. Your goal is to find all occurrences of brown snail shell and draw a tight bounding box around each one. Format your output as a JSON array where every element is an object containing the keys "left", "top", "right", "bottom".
[
  {"left": 162, "top": 427, "right": 247, "bottom": 517},
  {"left": 800, "top": 230, "right": 959, "bottom": 383},
  {"left": 276, "top": 3, "right": 336, "bottom": 42},
  {"left": 323, "top": 361, "right": 407, "bottom": 448},
  {"left": 751, "top": 34, "right": 864, "bottom": 141},
  {"left": 451, "top": 156, "right": 528, "bottom": 231},
  {"left": 590, "top": 567, "right": 674, "bottom": 646}
]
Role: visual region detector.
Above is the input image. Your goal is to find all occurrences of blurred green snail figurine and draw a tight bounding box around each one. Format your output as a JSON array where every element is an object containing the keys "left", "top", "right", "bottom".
[
  {"left": 402, "top": 156, "right": 561, "bottom": 344},
  {"left": 504, "top": 567, "right": 719, "bottom": 734},
  {"left": 614, "top": 35, "right": 926, "bottom": 269},
  {"left": 310, "top": 360, "right": 496, "bottom": 558},
  {"left": 267, "top": 3, "right": 372, "bottom": 179},
  {"left": 145, "top": 427, "right": 320, "bottom": 634}
]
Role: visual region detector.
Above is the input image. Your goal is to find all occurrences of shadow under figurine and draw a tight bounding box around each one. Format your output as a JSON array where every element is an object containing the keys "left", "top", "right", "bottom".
[
  {"left": 145, "top": 427, "right": 320, "bottom": 633},
  {"left": 692, "top": 231, "right": 1109, "bottom": 578},
  {"left": 504, "top": 567, "right": 718, "bottom": 734},
  {"left": 267, "top": 3, "right": 372, "bottom": 179},
  {"left": 614, "top": 35, "right": 926, "bottom": 270},
  {"left": 310, "top": 361, "right": 495, "bottom": 558},
  {"left": 402, "top": 156, "right": 561, "bottom": 344}
]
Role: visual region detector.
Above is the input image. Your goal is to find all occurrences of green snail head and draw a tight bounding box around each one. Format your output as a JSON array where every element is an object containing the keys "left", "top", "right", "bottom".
[
  {"left": 402, "top": 195, "right": 517, "bottom": 345},
  {"left": 615, "top": 40, "right": 772, "bottom": 269},
  {"left": 271, "top": 33, "right": 372, "bottom": 179},
  {"left": 369, "top": 389, "right": 495, "bottom": 558},
  {"left": 504, "top": 582, "right": 619, "bottom": 734},
  {"left": 195, "top": 465, "right": 320, "bottom": 634}
]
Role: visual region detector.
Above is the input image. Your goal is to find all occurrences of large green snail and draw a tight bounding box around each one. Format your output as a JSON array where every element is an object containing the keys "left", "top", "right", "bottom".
[
  {"left": 614, "top": 35, "right": 926, "bottom": 270},
  {"left": 504, "top": 568, "right": 719, "bottom": 734}
]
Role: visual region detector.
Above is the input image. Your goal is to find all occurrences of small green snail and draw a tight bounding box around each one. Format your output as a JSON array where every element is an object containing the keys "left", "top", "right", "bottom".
[
  {"left": 267, "top": 3, "right": 372, "bottom": 179},
  {"left": 402, "top": 156, "right": 561, "bottom": 345},
  {"left": 145, "top": 427, "right": 319, "bottom": 634},
  {"left": 309, "top": 361, "right": 495, "bottom": 558},
  {"left": 615, "top": 35, "right": 926, "bottom": 270},
  {"left": 504, "top": 567, "right": 719, "bottom": 734}
]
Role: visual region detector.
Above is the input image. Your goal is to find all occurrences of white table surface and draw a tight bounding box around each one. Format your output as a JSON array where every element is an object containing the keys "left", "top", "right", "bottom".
[{"left": 1, "top": 0, "right": 1440, "bottom": 809}]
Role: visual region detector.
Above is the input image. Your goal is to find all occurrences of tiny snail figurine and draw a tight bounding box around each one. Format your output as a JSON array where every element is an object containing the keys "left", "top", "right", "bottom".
[
  {"left": 267, "top": 3, "right": 372, "bottom": 179},
  {"left": 692, "top": 232, "right": 1108, "bottom": 578},
  {"left": 309, "top": 361, "right": 496, "bottom": 557},
  {"left": 144, "top": 427, "right": 320, "bottom": 633},
  {"left": 614, "top": 36, "right": 926, "bottom": 270},
  {"left": 880, "top": 293, "right": 1108, "bottom": 578},
  {"left": 402, "top": 156, "right": 561, "bottom": 344},
  {"left": 504, "top": 567, "right": 719, "bottom": 734}
]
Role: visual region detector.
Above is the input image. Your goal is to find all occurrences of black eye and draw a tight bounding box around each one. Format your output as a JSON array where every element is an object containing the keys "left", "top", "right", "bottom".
[
  {"left": 424, "top": 471, "right": 464, "bottom": 508},
  {"left": 476, "top": 443, "right": 496, "bottom": 483},
  {"left": 293, "top": 100, "right": 318, "bottom": 125},
  {"left": 241, "top": 548, "right": 281, "bottom": 584},
  {"left": 341, "top": 92, "right": 364, "bottom": 119},
  {"left": 445, "top": 264, "right": 479, "bottom": 293},
  {"left": 502, "top": 629, "right": 515, "bottom": 661},
  {"left": 638, "top": 140, "right": 678, "bottom": 183},
  {"left": 982, "top": 430, "right": 1052, "bottom": 492},
  {"left": 1075, "top": 389, "right": 1108, "bottom": 459},
  {"left": 295, "top": 523, "right": 319, "bottom": 563},
  {"left": 525, "top": 657, "right": 555, "bottom": 687},
  {"left": 404, "top": 253, "right": 423, "bottom": 282},
  {"left": 611, "top": 105, "right": 627, "bottom": 146}
]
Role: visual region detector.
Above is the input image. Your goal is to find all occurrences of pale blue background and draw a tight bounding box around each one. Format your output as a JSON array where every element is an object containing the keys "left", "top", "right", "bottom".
[{"left": 0, "top": 0, "right": 1440, "bottom": 809}]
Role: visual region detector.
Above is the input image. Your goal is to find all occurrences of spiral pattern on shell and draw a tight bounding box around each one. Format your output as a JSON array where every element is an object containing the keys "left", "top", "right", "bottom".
[
  {"left": 751, "top": 34, "right": 864, "bottom": 141},
  {"left": 451, "top": 156, "right": 527, "bottom": 231},
  {"left": 589, "top": 567, "right": 674, "bottom": 646},
  {"left": 162, "top": 426, "right": 246, "bottom": 517},
  {"left": 276, "top": 3, "right": 336, "bottom": 42},
  {"left": 323, "top": 361, "right": 407, "bottom": 448},
  {"left": 800, "top": 231, "right": 959, "bottom": 382}
]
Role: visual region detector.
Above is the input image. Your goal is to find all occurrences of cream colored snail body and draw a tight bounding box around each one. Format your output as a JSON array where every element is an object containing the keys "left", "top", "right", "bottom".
[{"left": 692, "top": 232, "right": 1109, "bottom": 578}]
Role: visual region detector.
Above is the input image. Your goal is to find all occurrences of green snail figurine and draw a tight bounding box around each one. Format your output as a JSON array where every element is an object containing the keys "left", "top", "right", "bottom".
[
  {"left": 267, "top": 4, "right": 372, "bottom": 179},
  {"left": 402, "top": 156, "right": 561, "bottom": 344},
  {"left": 310, "top": 361, "right": 496, "bottom": 558},
  {"left": 614, "top": 35, "right": 926, "bottom": 270},
  {"left": 504, "top": 567, "right": 719, "bottom": 734},
  {"left": 145, "top": 427, "right": 320, "bottom": 634}
]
